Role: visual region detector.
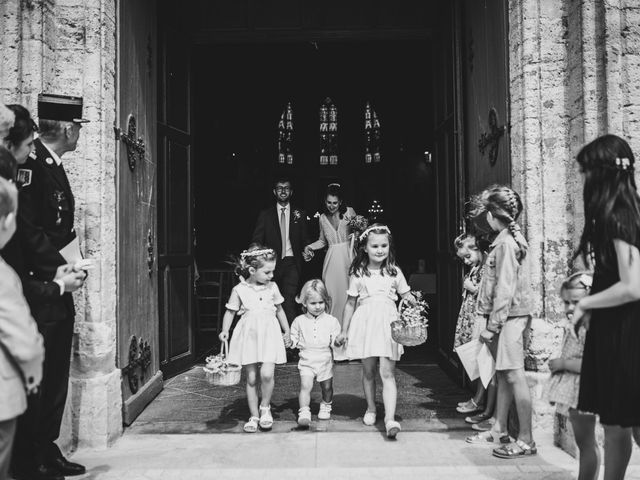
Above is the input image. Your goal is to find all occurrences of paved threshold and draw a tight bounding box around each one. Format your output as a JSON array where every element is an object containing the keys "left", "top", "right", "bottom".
[{"left": 72, "top": 430, "right": 640, "bottom": 480}]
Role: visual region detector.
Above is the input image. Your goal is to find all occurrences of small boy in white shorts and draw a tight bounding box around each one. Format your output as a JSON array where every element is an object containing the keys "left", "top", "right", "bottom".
[{"left": 290, "top": 279, "right": 342, "bottom": 427}]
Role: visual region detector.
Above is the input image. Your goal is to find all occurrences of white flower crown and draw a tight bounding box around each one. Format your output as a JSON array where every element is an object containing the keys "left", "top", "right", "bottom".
[
  {"left": 614, "top": 157, "right": 633, "bottom": 170},
  {"left": 240, "top": 248, "right": 275, "bottom": 260},
  {"left": 359, "top": 225, "right": 391, "bottom": 241}
]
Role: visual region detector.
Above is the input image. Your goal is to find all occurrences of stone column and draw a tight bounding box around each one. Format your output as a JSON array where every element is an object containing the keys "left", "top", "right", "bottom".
[
  {"left": 508, "top": 0, "right": 640, "bottom": 451},
  {"left": 0, "top": 0, "right": 120, "bottom": 451}
]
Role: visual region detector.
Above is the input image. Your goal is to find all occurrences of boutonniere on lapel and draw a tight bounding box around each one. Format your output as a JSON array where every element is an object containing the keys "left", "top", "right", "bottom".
[{"left": 292, "top": 210, "right": 302, "bottom": 223}]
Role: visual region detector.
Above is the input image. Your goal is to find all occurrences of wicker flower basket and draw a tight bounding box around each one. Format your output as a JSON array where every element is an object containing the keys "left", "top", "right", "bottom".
[
  {"left": 203, "top": 340, "right": 242, "bottom": 386},
  {"left": 391, "top": 295, "right": 429, "bottom": 347}
]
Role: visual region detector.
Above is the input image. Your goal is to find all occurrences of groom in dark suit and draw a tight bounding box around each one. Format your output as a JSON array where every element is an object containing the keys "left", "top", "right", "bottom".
[{"left": 252, "top": 177, "right": 308, "bottom": 325}]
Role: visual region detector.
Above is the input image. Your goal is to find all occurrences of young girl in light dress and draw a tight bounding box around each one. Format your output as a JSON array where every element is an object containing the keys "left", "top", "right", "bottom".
[
  {"left": 547, "top": 272, "right": 599, "bottom": 480},
  {"left": 290, "top": 279, "right": 342, "bottom": 427},
  {"left": 335, "top": 223, "right": 415, "bottom": 439},
  {"left": 219, "top": 245, "right": 292, "bottom": 433}
]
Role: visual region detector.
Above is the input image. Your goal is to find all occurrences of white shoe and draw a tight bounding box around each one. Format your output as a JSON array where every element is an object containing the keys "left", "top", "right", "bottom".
[
  {"left": 318, "top": 402, "right": 332, "bottom": 420},
  {"left": 297, "top": 407, "right": 311, "bottom": 427},
  {"left": 363, "top": 410, "right": 376, "bottom": 426},
  {"left": 385, "top": 420, "right": 401, "bottom": 439}
]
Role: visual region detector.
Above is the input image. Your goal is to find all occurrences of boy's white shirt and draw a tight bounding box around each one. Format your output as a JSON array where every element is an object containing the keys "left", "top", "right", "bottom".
[{"left": 290, "top": 312, "right": 341, "bottom": 350}]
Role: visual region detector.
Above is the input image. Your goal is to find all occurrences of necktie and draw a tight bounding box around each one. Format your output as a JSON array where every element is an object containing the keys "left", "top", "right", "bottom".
[{"left": 280, "top": 207, "right": 287, "bottom": 259}]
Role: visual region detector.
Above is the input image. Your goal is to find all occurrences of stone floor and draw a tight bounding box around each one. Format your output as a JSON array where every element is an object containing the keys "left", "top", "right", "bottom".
[
  {"left": 129, "top": 362, "right": 467, "bottom": 434},
  {"left": 68, "top": 363, "right": 640, "bottom": 479}
]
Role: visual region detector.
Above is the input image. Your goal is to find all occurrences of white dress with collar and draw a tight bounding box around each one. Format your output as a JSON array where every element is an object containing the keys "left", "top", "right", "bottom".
[
  {"left": 345, "top": 268, "right": 410, "bottom": 361},
  {"left": 226, "top": 281, "right": 287, "bottom": 365}
]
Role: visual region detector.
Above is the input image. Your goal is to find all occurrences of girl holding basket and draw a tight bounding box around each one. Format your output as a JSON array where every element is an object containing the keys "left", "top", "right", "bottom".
[
  {"left": 219, "top": 244, "right": 292, "bottom": 433},
  {"left": 335, "top": 223, "right": 415, "bottom": 439}
]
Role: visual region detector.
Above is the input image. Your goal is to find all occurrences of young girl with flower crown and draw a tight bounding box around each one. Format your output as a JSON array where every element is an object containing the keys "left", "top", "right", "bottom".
[
  {"left": 219, "top": 244, "right": 292, "bottom": 433},
  {"left": 465, "top": 185, "right": 536, "bottom": 459},
  {"left": 334, "top": 223, "right": 415, "bottom": 439},
  {"left": 572, "top": 134, "right": 640, "bottom": 480}
]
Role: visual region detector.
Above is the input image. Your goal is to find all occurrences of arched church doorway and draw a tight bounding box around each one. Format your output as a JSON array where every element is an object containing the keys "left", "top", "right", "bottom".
[
  {"left": 192, "top": 40, "right": 438, "bottom": 362},
  {"left": 146, "top": 0, "right": 511, "bottom": 412}
]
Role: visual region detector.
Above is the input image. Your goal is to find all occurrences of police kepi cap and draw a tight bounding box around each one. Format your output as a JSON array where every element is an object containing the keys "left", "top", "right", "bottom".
[{"left": 38, "top": 93, "right": 90, "bottom": 123}]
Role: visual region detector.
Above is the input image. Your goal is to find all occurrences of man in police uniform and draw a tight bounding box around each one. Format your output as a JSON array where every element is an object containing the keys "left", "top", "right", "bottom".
[{"left": 11, "top": 94, "right": 89, "bottom": 480}]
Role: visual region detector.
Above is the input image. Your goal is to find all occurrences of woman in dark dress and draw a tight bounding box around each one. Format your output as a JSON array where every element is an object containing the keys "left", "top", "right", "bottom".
[{"left": 573, "top": 134, "right": 640, "bottom": 480}]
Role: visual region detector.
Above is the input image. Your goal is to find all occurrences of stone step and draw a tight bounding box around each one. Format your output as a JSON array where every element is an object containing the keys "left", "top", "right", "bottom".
[{"left": 73, "top": 464, "right": 603, "bottom": 480}]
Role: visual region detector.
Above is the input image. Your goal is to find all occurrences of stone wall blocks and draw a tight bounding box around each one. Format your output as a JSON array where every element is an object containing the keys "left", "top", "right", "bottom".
[
  {"left": 60, "top": 369, "right": 123, "bottom": 453},
  {"left": 72, "top": 326, "right": 116, "bottom": 379}
]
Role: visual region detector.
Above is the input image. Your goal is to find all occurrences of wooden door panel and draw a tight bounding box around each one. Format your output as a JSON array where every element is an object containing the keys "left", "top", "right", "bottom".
[
  {"left": 158, "top": 7, "right": 195, "bottom": 378},
  {"left": 167, "top": 266, "right": 193, "bottom": 357},
  {"left": 166, "top": 141, "right": 191, "bottom": 254},
  {"left": 432, "top": 0, "right": 464, "bottom": 379},
  {"left": 118, "top": 0, "right": 161, "bottom": 425},
  {"left": 463, "top": 0, "right": 510, "bottom": 194},
  {"left": 166, "top": 43, "right": 190, "bottom": 133}
]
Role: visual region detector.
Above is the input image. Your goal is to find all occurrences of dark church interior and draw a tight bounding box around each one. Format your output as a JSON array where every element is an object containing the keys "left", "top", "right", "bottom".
[{"left": 193, "top": 40, "right": 438, "bottom": 359}]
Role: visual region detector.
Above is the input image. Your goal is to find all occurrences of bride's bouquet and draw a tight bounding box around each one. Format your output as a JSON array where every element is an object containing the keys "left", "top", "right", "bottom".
[
  {"left": 347, "top": 215, "right": 369, "bottom": 255},
  {"left": 347, "top": 214, "right": 369, "bottom": 237},
  {"left": 391, "top": 291, "right": 430, "bottom": 346}
]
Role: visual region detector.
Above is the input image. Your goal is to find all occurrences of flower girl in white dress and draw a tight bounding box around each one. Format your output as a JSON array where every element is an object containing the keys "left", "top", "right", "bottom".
[
  {"left": 335, "top": 224, "right": 416, "bottom": 439},
  {"left": 219, "top": 245, "right": 292, "bottom": 433}
]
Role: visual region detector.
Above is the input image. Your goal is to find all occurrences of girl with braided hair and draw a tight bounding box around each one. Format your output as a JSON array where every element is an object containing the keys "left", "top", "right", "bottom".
[
  {"left": 219, "top": 244, "right": 292, "bottom": 433},
  {"left": 572, "top": 134, "right": 640, "bottom": 480},
  {"left": 465, "top": 185, "right": 536, "bottom": 459}
]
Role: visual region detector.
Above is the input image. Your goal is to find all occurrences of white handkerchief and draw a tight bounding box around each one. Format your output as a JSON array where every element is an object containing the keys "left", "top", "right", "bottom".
[
  {"left": 455, "top": 339, "right": 481, "bottom": 381},
  {"left": 478, "top": 344, "right": 495, "bottom": 388},
  {"left": 59, "top": 236, "right": 82, "bottom": 264}
]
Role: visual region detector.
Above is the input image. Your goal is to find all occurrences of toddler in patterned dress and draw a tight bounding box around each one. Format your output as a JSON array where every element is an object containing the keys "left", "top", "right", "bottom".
[
  {"left": 453, "top": 233, "right": 491, "bottom": 417},
  {"left": 290, "top": 279, "right": 342, "bottom": 427},
  {"left": 548, "top": 272, "right": 599, "bottom": 480}
]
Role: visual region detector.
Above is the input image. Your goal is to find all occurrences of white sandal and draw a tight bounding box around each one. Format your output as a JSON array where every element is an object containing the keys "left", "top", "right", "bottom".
[
  {"left": 259, "top": 405, "right": 274, "bottom": 430},
  {"left": 243, "top": 416, "right": 259, "bottom": 433}
]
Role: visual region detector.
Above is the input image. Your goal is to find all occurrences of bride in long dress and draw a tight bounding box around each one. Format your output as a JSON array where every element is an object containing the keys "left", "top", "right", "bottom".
[{"left": 304, "top": 184, "right": 355, "bottom": 324}]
